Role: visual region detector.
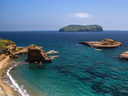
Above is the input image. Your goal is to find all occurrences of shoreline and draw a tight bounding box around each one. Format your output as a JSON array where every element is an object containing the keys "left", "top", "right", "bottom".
[{"left": 0, "top": 56, "right": 22, "bottom": 96}]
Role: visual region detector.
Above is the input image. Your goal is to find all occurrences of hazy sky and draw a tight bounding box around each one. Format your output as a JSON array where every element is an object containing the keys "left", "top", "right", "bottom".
[{"left": 0, "top": 0, "right": 128, "bottom": 31}]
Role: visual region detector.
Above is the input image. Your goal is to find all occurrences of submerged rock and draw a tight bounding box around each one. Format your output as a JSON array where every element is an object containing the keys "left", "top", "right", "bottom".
[
  {"left": 119, "top": 51, "right": 128, "bottom": 60},
  {"left": 79, "top": 38, "right": 122, "bottom": 48},
  {"left": 28, "top": 44, "right": 52, "bottom": 62}
]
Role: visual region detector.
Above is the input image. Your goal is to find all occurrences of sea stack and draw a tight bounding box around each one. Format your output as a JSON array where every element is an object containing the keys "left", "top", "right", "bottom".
[
  {"left": 59, "top": 25, "right": 103, "bottom": 32},
  {"left": 79, "top": 38, "right": 122, "bottom": 48},
  {"left": 28, "top": 44, "right": 52, "bottom": 62},
  {"left": 119, "top": 51, "right": 128, "bottom": 60}
]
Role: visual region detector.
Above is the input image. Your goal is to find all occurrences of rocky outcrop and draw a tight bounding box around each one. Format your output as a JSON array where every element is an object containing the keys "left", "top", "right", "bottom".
[
  {"left": 119, "top": 51, "right": 128, "bottom": 60},
  {"left": 0, "top": 43, "right": 28, "bottom": 59},
  {"left": 79, "top": 38, "right": 122, "bottom": 48},
  {"left": 0, "top": 38, "right": 52, "bottom": 63},
  {"left": 14, "top": 47, "right": 28, "bottom": 55},
  {"left": 28, "top": 44, "right": 52, "bottom": 62}
]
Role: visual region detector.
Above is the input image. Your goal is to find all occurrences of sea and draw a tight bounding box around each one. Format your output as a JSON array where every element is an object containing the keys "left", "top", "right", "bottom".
[{"left": 0, "top": 31, "right": 128, "bottom": 96}]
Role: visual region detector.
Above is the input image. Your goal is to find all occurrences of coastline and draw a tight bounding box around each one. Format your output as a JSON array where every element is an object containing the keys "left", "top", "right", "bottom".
[{"left": 0, "top": 56, "right": 22, "bottom": 96}]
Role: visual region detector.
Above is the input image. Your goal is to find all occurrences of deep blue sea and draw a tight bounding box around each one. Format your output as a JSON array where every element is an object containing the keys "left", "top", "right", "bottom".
[{"left": 1, "top": 31, "right": 128, "bottom": 96}]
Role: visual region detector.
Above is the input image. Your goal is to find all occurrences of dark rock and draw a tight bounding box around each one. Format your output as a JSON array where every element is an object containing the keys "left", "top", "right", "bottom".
[
  {"left": 10, "top": 54, "right": 18, "bottom": 59},
  {"left": 28, "top": 44, "right": 52, "bottom": 62}
]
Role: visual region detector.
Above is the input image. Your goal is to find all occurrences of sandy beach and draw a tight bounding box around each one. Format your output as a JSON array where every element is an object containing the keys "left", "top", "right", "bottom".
[{"left": 0, "top": 56, "right": 21, "bottom": 96}]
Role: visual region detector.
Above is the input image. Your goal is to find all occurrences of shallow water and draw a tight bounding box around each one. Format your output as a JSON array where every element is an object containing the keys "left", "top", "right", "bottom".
[{"left": 1, "top": 31, "right": 128, "bottom": 96}]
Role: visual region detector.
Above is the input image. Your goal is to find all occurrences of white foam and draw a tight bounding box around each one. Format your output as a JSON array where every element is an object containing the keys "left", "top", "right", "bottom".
[
  {"left": 17, "top": 46, "right": 23, "bottom": 48},
  {"left": 7, "top": 61, "right": 30, "bottom": 96},
  {"left": 39, "top": 46, "right": 43, "bottom": 48},
  {"left": 46, "top": 50, "right": 59, "bottom": 54},
  {"left": 49, "top": 55, "right": 59, "bottom": 60}
]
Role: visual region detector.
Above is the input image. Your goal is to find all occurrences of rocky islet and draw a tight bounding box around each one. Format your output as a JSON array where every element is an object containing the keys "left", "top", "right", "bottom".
[
  {"left": 79, "top": 38, "right": 122, "bottom": 48},
  {"left": 119, "top": 51, "right": 128, "bottom": 60}
]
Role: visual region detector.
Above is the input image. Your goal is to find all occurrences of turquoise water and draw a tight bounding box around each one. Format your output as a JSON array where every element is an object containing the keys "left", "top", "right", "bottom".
[{"left": 1, "top": 31, "right": 128, "bottom": 96}]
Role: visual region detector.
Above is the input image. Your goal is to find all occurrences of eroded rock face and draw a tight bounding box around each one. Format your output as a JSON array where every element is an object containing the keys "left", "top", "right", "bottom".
[
  {"left": 79, "top": 38, "right": 122, "bottom": 48},
  {"left": 28, "top": 44, "right": 52, "bottom": 62},
  {"left": 119, "top": 51, "right": 128, "bottom": 60},
  {"left": 7, "top": 44, "right": 17, "bottom": 54}
]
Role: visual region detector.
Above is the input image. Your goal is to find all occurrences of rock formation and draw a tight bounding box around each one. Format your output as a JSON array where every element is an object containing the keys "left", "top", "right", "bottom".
[
  {"left": 79, "top": 38, "right": 122, "bottom": 48},
  {"left": 59, "top": 25, "right": 103, "bottom": 32},
  {"left": 28, "top": 44, "right": 52, "bottom": 62},
  {"left": 119, "top": 51, "right": 128, "bottom": 60}
]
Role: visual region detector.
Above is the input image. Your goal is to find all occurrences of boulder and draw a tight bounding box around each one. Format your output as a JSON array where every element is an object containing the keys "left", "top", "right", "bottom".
[
  {"left": 28, "top": 44, "right": 52, "bottom": 62},
  {"left": 9, "top": 54, "right": 18, "bottom": 59},
  {"left": 10, "top": 54, "right": 18, "bottom": 59},
  {"left": 119, "top": 51, "right": 128, "bottom": 60},
  {"left": 79, "top": 38, "right": 122, "bottom": 48}
]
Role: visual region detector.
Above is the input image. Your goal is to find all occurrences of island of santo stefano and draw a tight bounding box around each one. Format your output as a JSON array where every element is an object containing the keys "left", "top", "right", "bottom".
[{"left": 59, "top": 25, "right": 103, "bottom": 32}]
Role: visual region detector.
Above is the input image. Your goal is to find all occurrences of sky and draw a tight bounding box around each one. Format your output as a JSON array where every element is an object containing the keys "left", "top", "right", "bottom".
[{"left": 0, "top": 0, "right": 128, "bottom": 31}]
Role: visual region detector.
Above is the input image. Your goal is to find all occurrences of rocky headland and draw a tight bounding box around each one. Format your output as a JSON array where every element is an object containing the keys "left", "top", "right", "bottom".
[
  {"left": 119, "top": 51, "right": 128, "bottom": 60},
  {"left": 0, "top": 39, "right": 52, "bottom": 96},
  {"left": 59, "top": 25, "right": 103, "bottom": 32},
  {"left": 79, "top": 38, "right": 122, "bottom": 48},
  {"left": 0, "top": 38, "right": 24, "bottom": 96}
]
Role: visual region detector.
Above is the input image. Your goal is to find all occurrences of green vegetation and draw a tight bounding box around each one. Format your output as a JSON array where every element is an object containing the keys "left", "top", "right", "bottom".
[
  {"left": 29, "top": 44, "right": 37, "bottom": 48},
  {"left": 0, "top": 38, "right": 15, "bottom": 48},
  {"left": 17, "top": 48, "right": 22, "bottom": 51},
  {"left": 0, "top": 38, "right": 15, "bottom": 54},
  {"left": 33, "top": 45, "right": 36, "bottom": 47},
  {"left": 59, "top": 25, "right": 103, "bottom": 32}
]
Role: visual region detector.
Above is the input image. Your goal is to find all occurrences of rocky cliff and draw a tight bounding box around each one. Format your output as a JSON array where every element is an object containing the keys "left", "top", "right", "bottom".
[{"left": 59, "top": 25, "right": 103, "bottom": 32}]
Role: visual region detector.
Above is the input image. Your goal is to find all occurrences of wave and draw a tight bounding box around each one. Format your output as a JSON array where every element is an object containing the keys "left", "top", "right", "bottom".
[
  {"left": 49, "top": 55, "right": 59, "bottom": 60},
  {"left": 39, "top": 46, "right": 43, "bottom": 48},
  {"left": 94, "top": 48, "right": 102, "bottom": 51},
  {"left": 46, "top": 50, "right": 59, "bottom": 54},
  {"left": 17, "top": 46, "right": 23, "bottom": 48},
  {"left": 5, "top": 61, "right": 30, "bottom": 96}
]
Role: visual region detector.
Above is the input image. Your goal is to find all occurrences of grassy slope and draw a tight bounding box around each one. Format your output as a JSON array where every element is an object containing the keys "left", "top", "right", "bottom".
[{"left": 0, "top": 38, "right": 14, "bottom": 48}]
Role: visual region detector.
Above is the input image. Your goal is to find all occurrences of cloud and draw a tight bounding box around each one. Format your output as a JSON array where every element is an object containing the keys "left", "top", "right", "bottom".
[{"left": 67, "top": 12, "right": 93, "bottom": 18}]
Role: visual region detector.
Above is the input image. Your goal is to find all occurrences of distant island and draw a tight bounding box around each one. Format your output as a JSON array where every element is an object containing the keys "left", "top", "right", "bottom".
[{"left": 59, "top": 25, "right": 103, "bottom": 32}]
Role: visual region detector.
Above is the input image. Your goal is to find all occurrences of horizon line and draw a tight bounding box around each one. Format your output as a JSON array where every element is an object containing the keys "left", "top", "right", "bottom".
[{"left": 0, "top": 30, "right": 128, "bottom": 32}]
